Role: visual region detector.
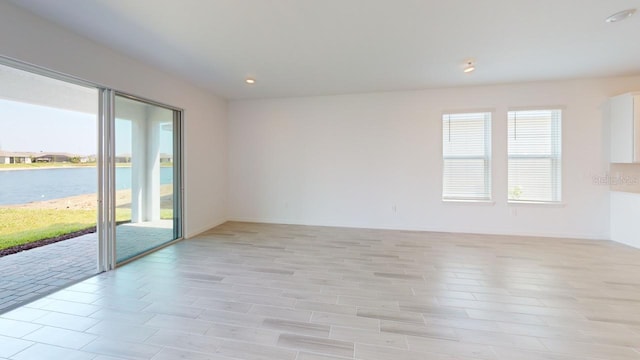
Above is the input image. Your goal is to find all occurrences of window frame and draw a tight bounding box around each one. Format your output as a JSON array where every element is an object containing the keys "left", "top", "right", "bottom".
[
  {"left": 507, "top": 108, "right": 563, "bottom": 204},
  {"left": 441, "top": 110, "right": 493, "bottom": 202}
]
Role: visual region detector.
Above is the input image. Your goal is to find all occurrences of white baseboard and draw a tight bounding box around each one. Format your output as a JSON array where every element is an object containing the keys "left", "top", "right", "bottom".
[
  {"left": 226, "top": 216, "right": 608, "bottom": 241},
  {"left": 185, "top": 218, "right": 228, "bottom": 239}
]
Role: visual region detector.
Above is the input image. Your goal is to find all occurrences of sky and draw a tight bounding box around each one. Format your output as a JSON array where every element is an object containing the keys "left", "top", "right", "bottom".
[{"left": 0, "top": 99, "right": 173, "bottom": 155}]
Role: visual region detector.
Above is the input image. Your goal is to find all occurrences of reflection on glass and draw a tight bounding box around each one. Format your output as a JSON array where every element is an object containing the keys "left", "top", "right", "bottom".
[{"left": 114, "top": 95, "right": 178, "bottom": 262}]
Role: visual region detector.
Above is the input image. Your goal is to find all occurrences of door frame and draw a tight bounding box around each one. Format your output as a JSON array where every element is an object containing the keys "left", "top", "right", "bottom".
[
  {"left": 104, "top": 91, "right": 184, "bottom": 268},
  {"left": 1, "top": 55, "right": 185, "bottom": 273}
]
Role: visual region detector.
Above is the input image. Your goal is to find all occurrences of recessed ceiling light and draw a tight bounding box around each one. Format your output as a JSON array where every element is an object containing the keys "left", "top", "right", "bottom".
[
  {"left": 463, "top": 60, "right": 475, "bottom": 73},
  {"left": 605, "top": 8, "right": 636, "bottom": 23},
  {"left": 245, "top": 78, "right": 256, "bottom": 84}
]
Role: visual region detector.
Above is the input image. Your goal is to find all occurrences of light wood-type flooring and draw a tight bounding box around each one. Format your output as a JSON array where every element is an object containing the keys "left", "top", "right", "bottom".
[{"left": 1, "top": 221, "right": 640, "bottom": 359}]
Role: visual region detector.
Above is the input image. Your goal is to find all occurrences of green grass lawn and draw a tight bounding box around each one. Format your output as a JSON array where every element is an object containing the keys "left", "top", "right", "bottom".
[
  {"left": 0, "top": 162, "right": 97, "bottom": 169},
  {"left": 0, "top": 208, "right": 172, "bottom": 251},
  {"left": 0, "top": 208, "right": 99, "bottom": 250}
]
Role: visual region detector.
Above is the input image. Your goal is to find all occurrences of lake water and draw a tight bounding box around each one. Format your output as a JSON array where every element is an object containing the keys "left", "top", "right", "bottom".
[{"left": 0, "top": 167, "right": 173, "bottom": 206}]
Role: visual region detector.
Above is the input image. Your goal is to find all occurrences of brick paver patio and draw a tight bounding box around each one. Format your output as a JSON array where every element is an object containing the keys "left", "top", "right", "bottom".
[{"left": 0, "top": 221, "right": 174, "bottom": 313}]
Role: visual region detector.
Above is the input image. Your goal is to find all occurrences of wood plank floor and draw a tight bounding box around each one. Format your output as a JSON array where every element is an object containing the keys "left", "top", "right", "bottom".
[{"left": 1, "top": 221, "right": 640, "bottom": 359}]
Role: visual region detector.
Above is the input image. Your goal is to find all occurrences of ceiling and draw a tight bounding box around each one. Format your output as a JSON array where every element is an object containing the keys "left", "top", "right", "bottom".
[{"left": 9, "top": 0, "right": 640, "bottom": 100}]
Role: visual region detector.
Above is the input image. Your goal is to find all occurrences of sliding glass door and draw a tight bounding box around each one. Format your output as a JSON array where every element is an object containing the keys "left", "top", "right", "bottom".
[
  {"left": 0, "top": 62, "right": 100, "bottom": 312},
  {"left": 113, "top": 94, "right": 182, "bottom": 263},
  {"left": 0, "top": 58, "right": 183, "bottom": 285}
]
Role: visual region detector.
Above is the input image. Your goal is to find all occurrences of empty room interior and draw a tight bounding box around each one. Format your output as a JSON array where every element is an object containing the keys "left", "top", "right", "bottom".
[{"left": 1, "top": 0, "right": 640, "bottom": 359}]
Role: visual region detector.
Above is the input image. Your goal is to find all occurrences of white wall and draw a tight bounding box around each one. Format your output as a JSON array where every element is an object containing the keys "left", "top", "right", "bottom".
[
  {"left": 611, "top": 191, "right": 640, "bottom": 248},
  {"left": 0, "top": 1, "right": 227, "bottom": 237},
  {"left": 229, "top": 76, "right": 640, "bottom": 239}
]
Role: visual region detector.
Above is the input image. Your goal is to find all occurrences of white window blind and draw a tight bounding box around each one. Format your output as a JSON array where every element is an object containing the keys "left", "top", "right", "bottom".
[
  {"left": 507, "top": 109, "right": 562, "bottom": 202},
  {"left": 442, "top": 112, "right": 491, "bottom": 200}
]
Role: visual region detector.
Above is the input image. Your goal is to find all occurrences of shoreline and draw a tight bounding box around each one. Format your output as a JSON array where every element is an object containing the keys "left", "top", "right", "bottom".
[
  {"left": 0, "top": 165, "right": 140, "bottom": 171},
  {"left": 2, "top": 184, "right": 174, "bottom": 210},
  {"left": 0, "top": 164, "right": 171, "bottom": 171},
  {"left": 0, "top": 165, "right": 97, "bottom": 172}
]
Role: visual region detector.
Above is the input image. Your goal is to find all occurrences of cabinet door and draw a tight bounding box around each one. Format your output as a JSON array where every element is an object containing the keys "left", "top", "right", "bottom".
[{"left": 610, "top": 94, "right": 635, "bottom": 163}]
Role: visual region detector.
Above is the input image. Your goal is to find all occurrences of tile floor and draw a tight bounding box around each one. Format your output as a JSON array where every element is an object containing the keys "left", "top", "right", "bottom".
[
  {"left": 0, "top": 221, "right": 174, "bottom": 312},
  {"left": 1, "top": 221, "right": 640, "bottom": 359}
]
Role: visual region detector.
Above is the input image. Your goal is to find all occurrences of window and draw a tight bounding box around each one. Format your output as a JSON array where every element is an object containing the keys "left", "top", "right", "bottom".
[
  {"left": 507, "top": 109, "right": 562, "bottom": 202},
  {"left": 442, "top": 112, "right": 492, "bottom": 200}
]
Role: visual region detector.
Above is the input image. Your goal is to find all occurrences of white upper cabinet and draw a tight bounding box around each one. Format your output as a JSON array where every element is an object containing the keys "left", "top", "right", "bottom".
[{"left": 610, "top": 92, "right": 640, "bottom": 163}]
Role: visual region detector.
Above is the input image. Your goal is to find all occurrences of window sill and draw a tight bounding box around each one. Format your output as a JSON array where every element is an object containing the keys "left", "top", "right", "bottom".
[
  {"left": 442, "top": 199, "right": 496, "bottom": 206},
  {"left": 508, "top": 200, "right": 566, "bottom": 207}
]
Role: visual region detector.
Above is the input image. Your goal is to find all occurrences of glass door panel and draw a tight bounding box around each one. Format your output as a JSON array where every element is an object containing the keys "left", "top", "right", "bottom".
[
  {"left": 114, "top": 95, "right": 180, "bottom": 263},
  {"left": 0, "top": 62, "right": 99, "bottom": 312}
]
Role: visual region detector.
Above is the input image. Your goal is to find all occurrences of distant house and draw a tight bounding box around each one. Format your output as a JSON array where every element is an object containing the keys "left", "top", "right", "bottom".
[
  {"left": 160, "top": 153, "right": 173, "bottom": 164},
  {"left": 33, "top": 152, "right": 78, "bottom": 163},
  {"left": 114, "top": 154, "right": 171, "bottom": 164},
  {"left": 0, "top": 151, "right": 95, "bottom": 164},
  {"left": 0, "top": 151, "right": 33, "bottom": 164},
  {"left": 115, "top": 153, "right": 132, "bottom": 163},
  {"left": 33, "top": 155, "right": 51, "bottom": 162}
]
